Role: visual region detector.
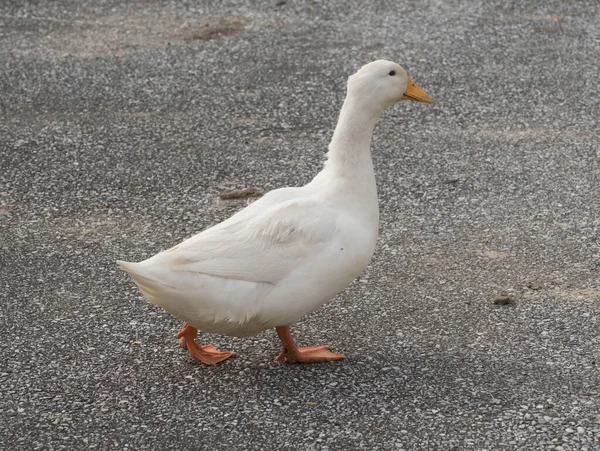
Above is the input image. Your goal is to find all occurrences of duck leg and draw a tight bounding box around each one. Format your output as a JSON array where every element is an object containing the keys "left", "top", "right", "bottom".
[
  {"left": 176, "top": 323, "right": 235, "bottom": 365},
  {"left": 274, "top": 326, "right": 344, "bottom": 363}
]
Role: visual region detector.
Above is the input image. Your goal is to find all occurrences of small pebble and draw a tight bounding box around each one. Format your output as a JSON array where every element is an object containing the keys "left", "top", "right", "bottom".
[
  {"left": 219, "top": 187, "right": 264, "bottom": 200},
  {"left": 493, "top": 294, "right": 515, "bottom": 305}
]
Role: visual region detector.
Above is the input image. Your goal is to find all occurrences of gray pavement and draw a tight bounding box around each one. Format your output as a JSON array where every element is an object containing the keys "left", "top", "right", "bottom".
[{"left": 1, "top": 0, "right": 599, "bottom": 449}]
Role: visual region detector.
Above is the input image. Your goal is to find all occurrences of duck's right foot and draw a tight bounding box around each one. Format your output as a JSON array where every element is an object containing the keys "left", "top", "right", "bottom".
[
  {"left": 274, "top": 326, "right": 344, "bottom": 363},
  {"left": 176, "top": 323, "right": 235, "bottom": 365}
]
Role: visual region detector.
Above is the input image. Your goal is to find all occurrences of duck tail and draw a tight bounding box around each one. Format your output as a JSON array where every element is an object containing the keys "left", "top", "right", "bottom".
[
  {"left": 116, "top": 259, "right": 139, "bottom": 274},
  {"left": 116, "top": 260, "right": 168, "bottom": 305}
]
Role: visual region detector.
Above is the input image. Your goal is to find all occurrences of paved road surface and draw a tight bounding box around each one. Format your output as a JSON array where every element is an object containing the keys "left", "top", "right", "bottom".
[{"left": 1, "top": 0, "right": 599, "bottom": 449}]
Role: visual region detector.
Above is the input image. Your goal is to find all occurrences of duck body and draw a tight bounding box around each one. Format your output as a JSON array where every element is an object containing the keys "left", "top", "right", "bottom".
[
  {"left": 118, "top": 59, "right": 432, "bottom": 364},
  {"left": 118, "top": 163, "right": 379, "bottom": 337}
]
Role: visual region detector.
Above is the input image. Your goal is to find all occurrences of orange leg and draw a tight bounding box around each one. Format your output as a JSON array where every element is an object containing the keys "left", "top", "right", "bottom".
[
  {"left": 176, "top": 323, "right": 235, "bottom": 365},
  {"left": 275, "top": 326, "right": 344, "bottom": 363}
]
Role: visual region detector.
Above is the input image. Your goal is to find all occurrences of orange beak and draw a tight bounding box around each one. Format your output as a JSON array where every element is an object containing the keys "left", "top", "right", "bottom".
[{"left": 402, "top": 78, "right": 434, "bottom": 103}]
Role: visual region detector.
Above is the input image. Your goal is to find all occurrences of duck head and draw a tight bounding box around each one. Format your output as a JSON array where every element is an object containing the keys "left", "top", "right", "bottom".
[{"left": 346, "top": 59, "right": 433, "bottom": 112}]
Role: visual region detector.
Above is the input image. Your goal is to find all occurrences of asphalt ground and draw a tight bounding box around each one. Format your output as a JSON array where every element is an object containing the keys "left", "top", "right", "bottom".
[{"left": 1, "top": 0, "right": 599, "bottom": 449}]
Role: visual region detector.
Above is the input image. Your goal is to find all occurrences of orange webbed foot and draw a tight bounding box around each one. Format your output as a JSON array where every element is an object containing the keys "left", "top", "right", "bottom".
[
  {"left": 176, "top": 323, "right": 235, "bottom": 366},
  {"left": 276, "top": 345, "right": 344, "bottom": 363},
  {"left": 274, "top": 326, "right": 344, "bottom": 364}
]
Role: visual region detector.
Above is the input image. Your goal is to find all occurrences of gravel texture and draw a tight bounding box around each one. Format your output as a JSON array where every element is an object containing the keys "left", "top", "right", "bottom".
[{"left": 1, "top": 0, "right": 599, "bottom": 449}]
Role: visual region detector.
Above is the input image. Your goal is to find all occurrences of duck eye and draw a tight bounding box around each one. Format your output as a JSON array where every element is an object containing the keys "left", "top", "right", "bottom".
[{"left": 388, "top": 70, "right": 396, "bottom": 76}]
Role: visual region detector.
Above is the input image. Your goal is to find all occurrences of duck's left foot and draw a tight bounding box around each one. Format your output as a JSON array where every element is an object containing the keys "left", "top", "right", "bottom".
[
  {"left": 276, "top": 345, "right": 344, "bottom": 363},
  {"left": 274, "top": 326, "right": 344, "bottom": 363},
  {"left": 176, "top": 323, "right": 235, "bottom": 366}
]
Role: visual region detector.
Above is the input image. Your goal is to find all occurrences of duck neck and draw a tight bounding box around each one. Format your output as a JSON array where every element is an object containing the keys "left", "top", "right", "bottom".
[{"left": 324, "top": 96, "right": 381, "bottom": 177}]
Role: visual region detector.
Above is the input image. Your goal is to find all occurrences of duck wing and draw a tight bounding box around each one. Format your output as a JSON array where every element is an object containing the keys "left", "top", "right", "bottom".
[{"left": 121, "top": 194, "right": 339, "bottom": 288}]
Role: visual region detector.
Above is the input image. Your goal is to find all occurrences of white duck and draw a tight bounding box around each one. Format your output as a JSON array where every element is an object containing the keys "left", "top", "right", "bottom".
[{"left": 118, "top": 60, "right": 433, "bottom": 365}]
